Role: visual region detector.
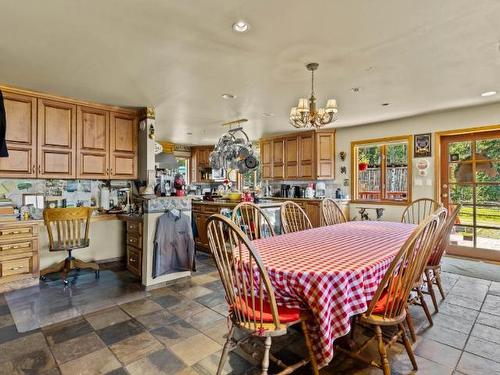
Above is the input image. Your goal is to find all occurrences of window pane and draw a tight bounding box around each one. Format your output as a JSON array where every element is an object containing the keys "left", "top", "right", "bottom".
[
  {"left": 476, "top": 161, "right": 500, "bottom": 183},
  {"left": 357, "top": 145, "right": 381, "bottom": 201},
  {"left": 449, "top": 184, "right": 473, "bottom": 225},
  {"left": 449, "top": 162, "right": 473, "bottom": 183},
  {"left": 476, "top": 227, "right": 500, "bottom": 250},
  {"left": 476, "top": 138, "right": 500, "bottom": 160},
  {"left": 176, "top": 158, "right": 188, "bottom": 183},
  {"left": 450, "top": 225, "right": 474, "bottom": 247},
  {"left": 475, "top": 205, "right": 500, "bottom": 229},
  {"left": 385, "top": 143, "right": 408, "bottom": 201},
  {"left": 448, "top": 141, "right": 472, "bottom": 162}
]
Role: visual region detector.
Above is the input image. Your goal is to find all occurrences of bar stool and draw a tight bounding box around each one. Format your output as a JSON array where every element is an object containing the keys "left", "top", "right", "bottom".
[{"left": 40, "top": 207, "right": 99, "bottom": 285}]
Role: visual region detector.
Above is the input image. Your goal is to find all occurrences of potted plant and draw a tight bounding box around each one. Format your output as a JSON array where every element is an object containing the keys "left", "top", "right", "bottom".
[{"left": 358, "top": 153, "right": 369, "bottom": 171}]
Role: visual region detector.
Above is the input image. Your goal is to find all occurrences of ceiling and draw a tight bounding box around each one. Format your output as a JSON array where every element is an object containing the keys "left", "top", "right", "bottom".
[{"left": 0, "top": 0, "right": 499, "bottom": 144}]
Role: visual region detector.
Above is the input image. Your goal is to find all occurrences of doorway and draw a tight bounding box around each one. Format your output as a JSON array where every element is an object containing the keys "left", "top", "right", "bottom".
[{"left": 438, "top": 128, "right": 500, "bottom": 261}]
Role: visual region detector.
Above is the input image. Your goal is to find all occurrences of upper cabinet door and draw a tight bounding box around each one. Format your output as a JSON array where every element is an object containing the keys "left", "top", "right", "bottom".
[
  {"left": 110, "top": 112, "right": 137, "bottom": 179},
  {"left": 77, "top": 106, "right": 110, "bottom": 179},
  {"left": 0, "top": 91, "right": 37, "bottom": 177},
  {"left": 37, "top": 98, "right": 77, "bottom": 178},
  {"left": 260, "top": 140, "right": 272, "bottom": 179},
  {"left": 299, "top": 133, "right": 314, "bottom": 179},
  {"left": 272, "top": 139, "right": 285, "bottom": 179},
  {"left": 316, "top": 132, "right": 335, "bottom": 179},
  {"left": 285, "top": 137, "right": 299, "bottom": 179}
]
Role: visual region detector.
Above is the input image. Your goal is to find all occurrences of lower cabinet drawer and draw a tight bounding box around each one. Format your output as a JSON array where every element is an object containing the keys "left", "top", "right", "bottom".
[
  {"left": 126, "top": 233, "right": 142, "bottom": 249},
  {"left": 127, "top": 246, "right": 141, "bottom": 277},
  {"left": 0, "top": 241, "right": 34, "bottom": 255},
  {"left": 0, "top": 256, "right": 32, "bottom": 277},
  {"left": 126, "top": 221, "right": 142, "bottom": 235}
]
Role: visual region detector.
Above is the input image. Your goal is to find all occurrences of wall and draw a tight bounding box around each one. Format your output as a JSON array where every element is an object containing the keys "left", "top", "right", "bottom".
[
  {"left": 335, "top": 102, "right": 500, "bottom": 221},
  {"left": 39, "top": 220, "right": 124, "bottom": 268}
]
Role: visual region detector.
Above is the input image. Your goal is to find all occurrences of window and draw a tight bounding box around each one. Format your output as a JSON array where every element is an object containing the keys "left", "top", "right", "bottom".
[
  {"left": 352, "top": 136, "right": 412, "bottom": 203},
  {"left": 176, "top": 157, "right": 189, "bottom": 185}
]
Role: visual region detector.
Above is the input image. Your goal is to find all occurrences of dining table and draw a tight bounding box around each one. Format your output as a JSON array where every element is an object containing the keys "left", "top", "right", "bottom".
[{"left": 250, "top": 220, "right": 417, "bottom": 368}]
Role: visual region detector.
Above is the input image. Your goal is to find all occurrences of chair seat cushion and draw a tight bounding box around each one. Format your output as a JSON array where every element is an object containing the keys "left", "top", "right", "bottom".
[{"left": 233, "top": 295, "right": 301, "bottom": 323}]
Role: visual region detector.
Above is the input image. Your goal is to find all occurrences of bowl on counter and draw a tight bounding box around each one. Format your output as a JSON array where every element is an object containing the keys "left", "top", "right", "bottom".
[{"left": 228, "top": 192, "right": 242, "bottom": 201}]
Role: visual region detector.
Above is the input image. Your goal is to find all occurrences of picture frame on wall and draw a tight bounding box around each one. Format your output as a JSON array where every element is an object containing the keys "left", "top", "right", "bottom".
[{"left": 414, "top": 133, "right": 432, "bottom": 157}]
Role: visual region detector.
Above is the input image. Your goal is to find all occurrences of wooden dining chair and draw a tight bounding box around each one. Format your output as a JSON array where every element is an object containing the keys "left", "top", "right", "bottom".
[
  {"left": 281, "top": 201, "right": 313, "bottom": 234},
  {"left": 405, "top": 207, "right": 447, "bottom": 341},
  {"left": 401, "top": 198, "right": 440, "bottom": 224},
  {"left": 40, "top": 207, "right": 99, "bottom": 284},
  {"left": 321, "top": 198, "right": 347, "bottom": 226},
  {"left": 232, "top": 202, "right": 275, "bottom": 240},
  {"left": 425, "top": 204, "right": 461, "bottom": 309},
  {"left": 339, "top": 214, "right": 440, "bottom": 375},
  {"left": 207, "top": 214, "right": 319, "bottom": 375}
]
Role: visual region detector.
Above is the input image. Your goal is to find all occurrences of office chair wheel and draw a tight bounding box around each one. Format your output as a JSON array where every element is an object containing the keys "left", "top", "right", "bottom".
[
  {"left": 63, "top": 279, "right": 69, "bottom": 285},
  {"left": 40, "top": 275, "right": 47, "bottom": 281},
  {"left": 95, "top": 270, "right": 100, "bottom": 279}
]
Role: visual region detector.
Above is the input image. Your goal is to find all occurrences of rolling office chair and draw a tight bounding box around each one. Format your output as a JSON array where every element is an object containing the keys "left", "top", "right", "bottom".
[{"left": 40, "top": 207, "right": 99, "bottom": 284}]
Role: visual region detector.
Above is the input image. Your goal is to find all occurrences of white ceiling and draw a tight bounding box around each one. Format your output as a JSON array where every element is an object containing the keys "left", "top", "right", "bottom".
[{"left": 1, "top": 0, "right": 499, "bottom": 144}]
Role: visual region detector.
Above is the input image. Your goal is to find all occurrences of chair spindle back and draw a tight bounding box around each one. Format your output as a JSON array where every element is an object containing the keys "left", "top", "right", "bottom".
[
  {"left": 232, "top": 202, "right": 275, "bottom": 240},
  {"left": 366, "top": 214, "right": 440, "bottom": 319},
  {"left": 44, "top": 207, "right": 92, "bottom": 251},
  {"left": 401, "top": 198, "right": 440, "bottom": 224},
  {"left": 207, "top": 214, "right": 282, "bottom": 332},
  {"left": 321, "top": 198, "right": 347, "bottom": 226},
  {"left": 281, "top": 201, "right": 313, "bottom": 234},
  {"left": 428, "top": 204, "right": 461, "bottom": 266}
]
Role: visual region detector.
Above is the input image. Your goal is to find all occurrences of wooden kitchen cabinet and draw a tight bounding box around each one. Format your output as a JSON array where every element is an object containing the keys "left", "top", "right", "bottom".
[
  {"left": 110, "top": 112, "right": 138, "bottom": 179},
  {"left": 304, "top": 201, "right": 322, "bottom": 228},
  {"left": 0, "top": 86, "right": 140, "bottom": 180},
  {"left": 259, "top": 129, "right": 335, "bottom": 180},
  {"left": 37, "top": 98, "right": 77, "bottom": 178},
  {"left": 190, "top": 146, "right": 214, "bottom": 183},
  {"left": 272, "top": 139, "right": 285, "bottom": 179},
  {"left": 77, "top": 106, "right": 110, "bottom": 179},
  {"left": 285, "top": 137, "right": 299, "bottom": 179},
  {"left": 260, "top": 139, "right": 272, "bottom": 179},
  {"left": 0, "top": 92, "right": 37, "bottom": 177}
]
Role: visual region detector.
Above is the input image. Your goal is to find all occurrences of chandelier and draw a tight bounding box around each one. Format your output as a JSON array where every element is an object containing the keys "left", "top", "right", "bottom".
[{"left": 289, "top": 63, "right": 338, "bottom": 129}]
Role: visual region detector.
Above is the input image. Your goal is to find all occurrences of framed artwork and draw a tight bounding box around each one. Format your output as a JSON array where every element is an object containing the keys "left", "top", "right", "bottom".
[{"left": 414, "top": 133, "right": 432, "bottom": 157}]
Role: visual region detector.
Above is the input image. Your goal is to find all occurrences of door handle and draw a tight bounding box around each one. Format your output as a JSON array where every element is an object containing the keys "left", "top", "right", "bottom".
[
  {"left": 38, "top": 165, "right": 41, "bottom": 174},
  {"left": 32, "top": 165, "right": 36, "bottom": 174},
  {"left": 442, "top": 184, "right": 448, "bottom": 189},
  {"left": 442, "top": 193, "right": 448, "bottom": 198}
]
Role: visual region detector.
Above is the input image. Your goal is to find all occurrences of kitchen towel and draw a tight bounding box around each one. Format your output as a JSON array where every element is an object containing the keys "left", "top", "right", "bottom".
[{"left": 0, "top": 90, "right": 9, "bottom": 157}]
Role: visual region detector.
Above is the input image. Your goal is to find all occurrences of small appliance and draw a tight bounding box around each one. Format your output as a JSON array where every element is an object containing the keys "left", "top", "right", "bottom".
[{"left": 280, "top": 184, "right": 291, "bottom": 198}]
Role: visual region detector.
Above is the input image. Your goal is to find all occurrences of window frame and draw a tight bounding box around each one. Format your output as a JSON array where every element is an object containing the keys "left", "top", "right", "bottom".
[{"left": 351, "top": 135, "right": 413, "bottom": 205}]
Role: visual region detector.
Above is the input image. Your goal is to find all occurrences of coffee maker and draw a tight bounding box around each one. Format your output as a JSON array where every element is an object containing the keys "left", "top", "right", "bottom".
[{"left": 280, "top": 184, "right": 291, "bottom": 198}]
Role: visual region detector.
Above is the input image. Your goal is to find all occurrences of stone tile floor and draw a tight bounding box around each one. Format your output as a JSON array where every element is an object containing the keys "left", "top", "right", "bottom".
[{"left": 0, "top": 253, "right": 499, "bottom": 374}]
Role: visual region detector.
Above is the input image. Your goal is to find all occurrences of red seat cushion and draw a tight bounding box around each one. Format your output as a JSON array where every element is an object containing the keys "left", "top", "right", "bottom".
[
  {"left": 372, "top": 277, "right": 404, "bottom": 314},
  {"left": 233, "top": 295, "right": 301, "bottom": 323}
]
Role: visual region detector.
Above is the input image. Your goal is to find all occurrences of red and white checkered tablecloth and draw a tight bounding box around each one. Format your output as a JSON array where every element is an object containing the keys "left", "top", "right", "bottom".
[{"left": 250, "top": 221, "right": 416, "bottom": 368}]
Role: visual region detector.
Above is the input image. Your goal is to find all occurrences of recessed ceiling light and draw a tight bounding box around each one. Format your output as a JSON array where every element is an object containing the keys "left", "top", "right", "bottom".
[
  {"left": 262, "top": 112, "right": 274, "bottom": 117},
  {"left": 351, "top": 87, "right": 361, "bottom": 93},
  {"left": 232, "top": 21, "right": 249, "bottom": 33},
  {"left": 381, "top": 103, "right": 390, "bottom": 106},
  {"left": 481, "top": 91, "right": 497, "bottom": 97},
  {"left": 186, "top": 132, "right": 192, "bottom": 135},
  {"left": 221, "top": 93, "right": 236, "bottom": 99}
]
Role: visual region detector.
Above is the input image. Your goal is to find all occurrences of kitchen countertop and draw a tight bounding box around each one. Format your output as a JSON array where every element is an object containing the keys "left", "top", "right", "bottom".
[
  {"left": 0, "top": 213, "right": 123, "bottom": 224},
  {"left": 192, "top": 200, "right": 281, "bottom": 208}
]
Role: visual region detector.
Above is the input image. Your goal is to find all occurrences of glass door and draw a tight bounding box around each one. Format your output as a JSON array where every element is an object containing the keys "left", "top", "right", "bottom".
[{"left": 440, "top": 130, "right": 500, "bottom": 260}]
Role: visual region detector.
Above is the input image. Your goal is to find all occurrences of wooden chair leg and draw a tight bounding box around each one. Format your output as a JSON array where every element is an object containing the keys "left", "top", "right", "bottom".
[
  {"left": 399, "top": 323, "right": 418, "bottom": 371},
  {"left": 435, "top": 269, "right": 446, "bottom": 300},
  {"left": 375, "top": 325, "right": 391, "bottom": 375},
  {"left": 217, "top": 324, "right": 235, "bottom": 375},
  {"left": 417, "top": 289, "right": 433, "bottom": 326},
  {"left": 425, "top": 269, "right": 439, "bottom": 312},
  {"left": 405, "top": 307, "right": 417, "bottom": 342},
  {"left": 40, "top": 260, "right": 65, "bottom": 277},
  {"left": 261, "top": 336, "right": 272, "bottom": 375},
  {"left": 301, "top": 320, "right": 319, "bottom": 375}
]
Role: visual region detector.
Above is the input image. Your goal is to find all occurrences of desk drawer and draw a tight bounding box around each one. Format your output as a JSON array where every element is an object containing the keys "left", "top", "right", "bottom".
[
  {"left": 0, "top": 256, "right": 32, "bottom": 277},
  {"left": 0, "top": 241, "right": 33, "bottom": 255},
  {"left": 0, "top": 225, "right": 37, "bottom": 241},
  {"left": 127, "top": 246, "right": 141, "bottom": 277},
  {"left": 126, "top": 221, "right": 142, "bottom": 235},
  {"left": 126, "top": 233, "right": 142, "bottom": 249}
]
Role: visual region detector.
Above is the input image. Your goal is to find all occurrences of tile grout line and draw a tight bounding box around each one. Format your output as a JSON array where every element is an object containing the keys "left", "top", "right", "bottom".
[{"left": 452, "top": 281, "right": 491, "bottom": 374}]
